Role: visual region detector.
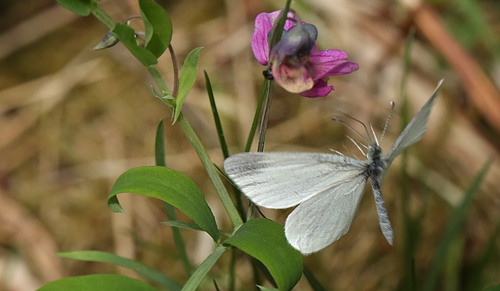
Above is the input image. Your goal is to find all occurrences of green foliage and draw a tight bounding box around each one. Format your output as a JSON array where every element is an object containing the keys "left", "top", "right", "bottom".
[
  {"left": 112, "top": 24, "right": 158, "bottom": 66},
  {"left": 108, "top": 166, "right": 219, "bottom": 241},
  {"left": 139, "top": 0, "right": 173, "bottom": 58},
  {"left": 37, "top": 274, "right": 158, "bottom": 291},
  {"left": 57, "top": 251, "right": 181, "bottom": 290},
  {"left": 173, "top": 47, "right": 203, "bottom": 123},
  {"left": 56, "top": 0, "right": 92, "bottom": 16},
  {"left": 224, "top": 218, "right": 303, "bottom": 291},
  {"left": 182, "top": 245, "right": 227, "bottom": 291},
  {"left": 423, "top": 160, "right": 492, "bottom": 291}
]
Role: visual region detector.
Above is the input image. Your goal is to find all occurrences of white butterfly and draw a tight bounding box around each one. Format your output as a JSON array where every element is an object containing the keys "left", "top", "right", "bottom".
[{"left": 224, "top": 80, "right": 443, "bottom": 255}]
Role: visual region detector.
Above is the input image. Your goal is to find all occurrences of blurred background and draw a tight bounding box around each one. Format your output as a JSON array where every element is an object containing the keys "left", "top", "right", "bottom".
[{"left": 1, "top": 0, "right": 499, "bottom": 290}]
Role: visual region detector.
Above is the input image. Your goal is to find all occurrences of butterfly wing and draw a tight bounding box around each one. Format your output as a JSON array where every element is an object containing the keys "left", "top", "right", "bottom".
[
  {"left": 224, "top": 152, "right": 366, "bottom": 209},
  {"left": 380, "top": 79, "right": 443, "bottom": 183},
  {"left": 284, "top": 173, "right": 368, "bottom": 254}
]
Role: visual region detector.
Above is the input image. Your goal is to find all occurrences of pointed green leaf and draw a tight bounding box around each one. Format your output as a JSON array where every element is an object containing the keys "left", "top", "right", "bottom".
[
  {"left": 155, "top": 120, "right": 166, "bottom": 167},
  {"left": 161, "top": 221, "right": 203, "bottom": 231},
  {"left": 108, "top": 166, "right": 219, "bottom": 241},
  {"left": 112, "top": 24, "right": 158, "bottom": 67},
  {"left": 57, "top": 251, "right": 181, "bottom": 290},
  {"left": 224, "top": 218, "right": 303, "bottom": 291},
  {"left": 139, "top": 0, "right": 172, "bottom": 58},
  {"left": 37, "top": 274, "right": 157, "bottom": 291},
  {"left": 57, "top": 0, "right": 91, "bottom": 16},
  {"left": 173, "top": 47, "right": 203, "bottom": 123},
  {"left": 182, "top": 245, "right": 227, "bottom": 291}
]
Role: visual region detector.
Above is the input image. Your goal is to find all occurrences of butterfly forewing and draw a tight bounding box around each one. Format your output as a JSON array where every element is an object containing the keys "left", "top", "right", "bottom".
[
  {"left": 379, "top": 80, "right": 443, "bottom": 184},
  {"left": 383, "top": 80, "right": 443, "bottom": 166},
  {"left": 224, "top": 152, "right": 366, "bottom": 209}
]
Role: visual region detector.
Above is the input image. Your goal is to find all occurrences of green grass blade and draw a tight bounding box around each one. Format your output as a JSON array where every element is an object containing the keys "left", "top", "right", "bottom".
[
  {"left": 38, "top": 274, "right": 158, "bottom": 291},
  {"left": 57, "top": 251, "right": 182, "bottom": 290},
  {"left": 155, "top": 120, "right": 193, "bottom": 276},
  {"left": 204, "top": 70, "right": 229, "bottom": 159},
  {"left": 181, "top": 245, "right": 227, "bottom": 291},
  {"left": 399, "top": 27, "right": 418, "bottom": 291},
  {"left": 161, "top": 221, "right": 203, "bottom": 231},
  {"left": 423, "top": 160, "right": 492, "bottom": 291}
]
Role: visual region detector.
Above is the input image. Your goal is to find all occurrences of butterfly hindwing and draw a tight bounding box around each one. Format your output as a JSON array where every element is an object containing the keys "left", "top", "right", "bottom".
[{"left": 284, "top": 173, "right": 367, "bottom": 254}]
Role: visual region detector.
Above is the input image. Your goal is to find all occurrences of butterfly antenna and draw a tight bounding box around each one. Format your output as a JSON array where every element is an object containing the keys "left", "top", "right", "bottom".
[
  {"left": 332, "top": 117, "right": 370, "bottom": 143},
  {"left": 328, "top": 148, "right": 345, "bottom": 156},
  {"left": 342, "top": 143, "right": 361, "bottom": 160},
  {"left": 380, "top": 101, "right": 395, "bottom": 143},
  {"left": 346, "top": 135, "right": 367, "bottom": 157},
  {"left": 370, "top": 123, "right": 379, "bottom": 146}
]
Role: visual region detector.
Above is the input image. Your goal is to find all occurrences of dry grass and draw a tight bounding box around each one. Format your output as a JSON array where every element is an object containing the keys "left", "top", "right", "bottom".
[{"left": 0, "top": 0, "right": 499, "bottom": 290}]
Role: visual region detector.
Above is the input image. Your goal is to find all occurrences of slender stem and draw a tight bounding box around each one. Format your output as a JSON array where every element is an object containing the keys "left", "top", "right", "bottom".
[
  {"left": 168, "top": 44, "right": 180, "bottom": 98},
  {"left": 177, "top": 113, "right": 243, "bottom": 227},
  {"left": 147, "top": 65, "right": 171, "bottom": 96},
  {"left": 228, "top": 249, "right": 236, "bottom": 291},
  {"left": 257, "top": 84, "right": 273, "bottom": 152},
  {"left": 90, "top": 3, "right": 116, "bottom": 30},
  {"left": 244, "top": 79, "right": 271, "bottom": 152}
]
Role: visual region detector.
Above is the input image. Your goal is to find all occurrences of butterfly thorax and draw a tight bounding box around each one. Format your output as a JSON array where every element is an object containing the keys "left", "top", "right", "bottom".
[{"left": 365, "top": 143, "right": 385, "bottom": 179}]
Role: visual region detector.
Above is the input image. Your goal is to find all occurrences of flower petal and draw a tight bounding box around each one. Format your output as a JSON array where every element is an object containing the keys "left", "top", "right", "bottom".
[
  {"left": 251, "top": 11, "right": 297, "bottom": 66},
  {"left": 299, "top": 79, "right": 334, "bottom": 98},
  {"left": 272, "top": 59, "right": 315, "bottom": 93},
  {"left": 309, "top": 50, "right": 359, "bottom": 80}
]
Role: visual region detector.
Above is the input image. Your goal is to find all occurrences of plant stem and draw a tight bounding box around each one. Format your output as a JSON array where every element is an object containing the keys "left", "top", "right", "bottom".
[
  {"left": 257, "top": 83, "right": 273, "bottom": 152},
  {"left": 169, "top": 45, "right": 179, "bottom": 98},
  {"left": 147, "top": 65, "right": 171, "bottom": 96},
  {"left": 90, "top": 3, "right": 116, "bottom": 30},
  {"left": 177, "top": 113, "right": 243, "bottom": 227},
  {"left": 181, "top": 245, "right": 227, "bottom": 291},
  {"left": 244, "top": 79, "right": 271, "bottom": 152}
]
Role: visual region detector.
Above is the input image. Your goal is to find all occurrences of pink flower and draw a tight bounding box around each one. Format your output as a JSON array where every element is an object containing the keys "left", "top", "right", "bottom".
[{"left": 251, "top": 11, "right": 359, "bottom": 98}]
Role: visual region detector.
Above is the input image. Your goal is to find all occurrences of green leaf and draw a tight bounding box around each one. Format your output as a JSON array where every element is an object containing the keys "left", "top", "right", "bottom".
[
  {"left": 182, "top": 245, "right": 227, "bottom": 291},
  {"left": 155, "top": 120, "right": 166, "bottom": 167},
  {"left": 57, "top": 251, "right": 181, "bottom": 290},
  {"left": 112, "top": 24, "right": 158, "bottom": 67},
  {"left": 224, "top": 218, "right": 303, "bottom": 291},
  {"left": 204, "top": 70, "right": 229, "bottom": 159},
  {"left": 161, "top": 221, "right": 203, "bottom": 231},
  {"left": 139, "top": 0, "right": 172, "bottom": 58},
  {"left": 108, "top": 166, "right": 219, "bottom": 241},
  {"left": 56, "top": 0, "right": 91, "bottom": 16},
  {"left": 37, "top": 274, "right": 158, "bottom": 291},
  {"left": 173, "top": 47, "right": 203, "bottom": 123},
  {"left": 258, "top": 287, "right": 279, "bottom": 291},
  {"left": 423, "top": 160, "right": 492, "bottom": 291}
]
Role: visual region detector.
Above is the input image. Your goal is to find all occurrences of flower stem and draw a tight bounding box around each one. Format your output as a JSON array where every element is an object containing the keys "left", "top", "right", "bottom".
[
  {"left": 244, "top": 79, "right": 271, "bottom": 152},
  {"left": 257, "top": 83, "right": 273, "bottom": 152}
]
